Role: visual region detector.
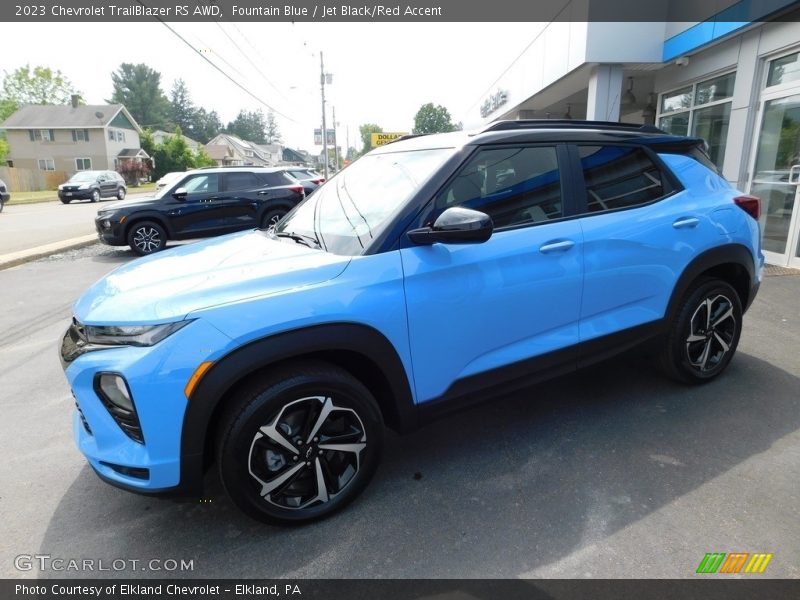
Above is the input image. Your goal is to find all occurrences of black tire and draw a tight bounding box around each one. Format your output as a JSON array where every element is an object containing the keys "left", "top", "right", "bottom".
[
  {"left": 261, "top": 208, "right": 286, "bottom": 230},
  {"left": 117, "top": 187, "right": 126, "bottom": 200},
  {"left": 60, "top": 199, "right": 71, "bottom": 204},
  {"left": 659, "top": 277, "right": 742, "bottom": 384},
  {"left": 0, "top": 199, "right": 4, "bottom": 213},
  {"left": 216, "top": 360, "right": 384, "bottom": 525},
  {"left": 127, "top": 220, "right": 167, "bottom": 256},
  {"left": 91, "top": 189, "right": 100, "bottom": 203}
]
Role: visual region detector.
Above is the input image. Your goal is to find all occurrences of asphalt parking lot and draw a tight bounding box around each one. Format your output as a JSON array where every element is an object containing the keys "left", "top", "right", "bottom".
[{"left": 0, "top": 244, "right": 798, "bottom": 579}]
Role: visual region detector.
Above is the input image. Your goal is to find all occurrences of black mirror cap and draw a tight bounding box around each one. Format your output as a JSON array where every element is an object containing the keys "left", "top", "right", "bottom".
[{"left": 407, "top": 207, "right": 493, "bottom": 245}]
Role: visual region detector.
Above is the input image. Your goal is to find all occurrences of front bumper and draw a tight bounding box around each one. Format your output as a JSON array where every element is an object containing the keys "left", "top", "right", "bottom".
[
  {"left": 94, "top": 217, "right": 127, "bottom": 245},
  {"left": 59, "top": 189, "right": 93, "bottom": 200},
  {"left": 62, "top": 318, "right": 233, "bottom": 495}
]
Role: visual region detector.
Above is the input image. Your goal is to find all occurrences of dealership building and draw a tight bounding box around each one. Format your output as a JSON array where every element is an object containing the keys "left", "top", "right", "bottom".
[{"left": 474, "top": 0, "right": 800, "bottom": 268}]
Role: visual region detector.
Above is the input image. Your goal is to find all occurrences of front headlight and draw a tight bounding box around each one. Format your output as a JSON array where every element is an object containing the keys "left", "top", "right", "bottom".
[
  {"left": 79, "top": 183, "right": 91, "bottom": 190},
  {"left": 58, "top": 184, "right": 64, "bottom": 190},
  {"left": 84, "top": 321, "right": 192, "bottom": 347}
]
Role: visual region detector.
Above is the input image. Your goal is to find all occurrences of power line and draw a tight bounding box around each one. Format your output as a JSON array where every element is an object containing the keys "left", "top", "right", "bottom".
[
  {"left": 226, "top": 22, "right": 293, "bottom": 104},
  {"left": 135, "top": 0, "right": 299, "bottom": 123}
]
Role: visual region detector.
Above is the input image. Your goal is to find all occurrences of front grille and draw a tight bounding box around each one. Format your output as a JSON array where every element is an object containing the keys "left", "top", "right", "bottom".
[{"left": 74, "top": 399, "right": 92, "bottom": 435}]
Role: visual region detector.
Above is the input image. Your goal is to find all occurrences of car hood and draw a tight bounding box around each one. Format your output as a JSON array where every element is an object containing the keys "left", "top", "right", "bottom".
[
  {"left": 74, "top": 231, "right": 350, "bottom": 324},
  {"left": 98, "top": 195, "right": 160, "bottom": 212}
]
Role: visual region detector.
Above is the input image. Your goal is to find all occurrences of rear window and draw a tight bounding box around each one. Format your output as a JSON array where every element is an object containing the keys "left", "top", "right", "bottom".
[{"left": 578, "top": 145, "right": 667, "bottom": 213}]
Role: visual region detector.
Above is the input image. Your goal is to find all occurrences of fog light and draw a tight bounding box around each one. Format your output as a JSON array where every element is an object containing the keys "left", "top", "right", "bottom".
[
  {"left": 98, "top": 373, "right": 134, "bottom": 412},
  {"left": 102, "top": 220, "right": 111, "bottom": 229}
]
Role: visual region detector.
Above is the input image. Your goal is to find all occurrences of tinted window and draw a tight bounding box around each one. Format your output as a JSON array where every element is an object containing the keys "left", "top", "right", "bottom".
[
  {"left": 225, "top": 172, "right": 261, "bottom": 191},
  {"left": 435, "top": 146, "right": 562, "bottom": 227},
  {"left": 258, "top": 172, "right": 295, "bottom": 186},
  {"left": 578, "top": 146, "right": 666, "bottom": 213},
  {"left": 183, "top": 173, "right": 219, "bottom": 194}
]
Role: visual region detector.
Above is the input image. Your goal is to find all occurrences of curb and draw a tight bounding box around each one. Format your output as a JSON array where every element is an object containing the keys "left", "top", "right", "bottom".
[{"left": 0, "top": 234, "right": 98, "bottom": 271}]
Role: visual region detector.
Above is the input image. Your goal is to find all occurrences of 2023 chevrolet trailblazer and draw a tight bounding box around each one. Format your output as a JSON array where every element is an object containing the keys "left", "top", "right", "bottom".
[{"left": 61, "top": 121, "right": 763, "bottom": 524}]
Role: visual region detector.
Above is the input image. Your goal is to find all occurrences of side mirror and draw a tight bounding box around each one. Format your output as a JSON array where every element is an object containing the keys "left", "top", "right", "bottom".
[
  {"left": 407, "top": 207, "right": 493, "bottom": 245},
  {"left": 172, "top": 187, "right": 188, "bottom": 200}
]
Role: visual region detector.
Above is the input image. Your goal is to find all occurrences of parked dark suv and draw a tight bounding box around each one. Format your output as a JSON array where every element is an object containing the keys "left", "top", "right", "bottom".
[
  {"left": 95, "top": 166, "right": 305, "bottom": 255},
  {"left": 59, "top": 170, "right": 127, "bottom": 203},
  {"left": 0, "top": 178, "right": 9, "bottom": 212}
]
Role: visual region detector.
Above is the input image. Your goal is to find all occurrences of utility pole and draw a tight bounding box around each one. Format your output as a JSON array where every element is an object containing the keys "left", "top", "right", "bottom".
[
  {"left": 320, "top": 52, "right": 328, "bottom": 179},
  {"left": 332, "top": 106, "right": 340, "bottom": 172}
]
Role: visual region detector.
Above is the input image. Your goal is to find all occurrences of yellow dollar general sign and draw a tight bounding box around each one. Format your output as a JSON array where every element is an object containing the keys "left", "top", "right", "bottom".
[
  {"left": 371, "top": 132, "right": 408, "bottom": 147},
  {"left": 696, "top": 552, "right": 773, "bottom": 574}
]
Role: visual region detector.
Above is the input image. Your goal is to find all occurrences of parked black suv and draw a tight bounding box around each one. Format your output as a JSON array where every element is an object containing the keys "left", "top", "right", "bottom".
[
  {"left": 59, "top": 170, "right": 127, "bottom": 203},
  {"left": 95, "top": 166, "right": 305, "bottom": 255},
  {"left": 0, "top": 178, "right": 9, "bottom": 212}
]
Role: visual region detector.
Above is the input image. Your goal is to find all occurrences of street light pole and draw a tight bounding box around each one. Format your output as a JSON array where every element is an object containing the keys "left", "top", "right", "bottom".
[
  {"left": 332, "top": 106, "right": 340, "bottom": 172},
  {"left": 319, "top": 52, "right": 329, "bottom": 180}
]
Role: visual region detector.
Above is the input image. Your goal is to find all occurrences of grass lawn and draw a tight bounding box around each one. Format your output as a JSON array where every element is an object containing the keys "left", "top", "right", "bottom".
[{"left": 6, "top": 182, "right": 157, "bottom": 206}]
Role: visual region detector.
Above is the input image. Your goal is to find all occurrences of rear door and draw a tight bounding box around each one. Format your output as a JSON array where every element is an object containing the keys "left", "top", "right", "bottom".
[
  {"left": 401, "top": 144, "right": 584, "bottom": 403},
  {"left": 571, "top": 143, "right": 702, "bottom": 361},
  {"left": 222, "top": 171, "right": 270, "bottom": 230}
]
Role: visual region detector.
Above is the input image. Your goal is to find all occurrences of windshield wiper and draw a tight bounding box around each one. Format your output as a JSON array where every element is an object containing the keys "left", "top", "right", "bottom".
[{"left": 273, "top": 231, "right": 321, "bottom": 249}]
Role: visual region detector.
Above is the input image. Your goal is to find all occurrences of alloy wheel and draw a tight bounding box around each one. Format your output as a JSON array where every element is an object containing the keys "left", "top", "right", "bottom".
[
  {"left": 685, "top": 294, "right": 737, "bottom": 373},
  {"left": 132, "top": 226, "right": 162, "bottom": 254},
  {"left": 247, "top": 396, "right": 367, "bottom": 510}
]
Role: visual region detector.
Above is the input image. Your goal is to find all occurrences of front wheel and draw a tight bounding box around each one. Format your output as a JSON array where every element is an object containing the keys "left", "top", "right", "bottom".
[
  {"left": 91, "top": 189, "right": 100, "bottom": 203},
  {"left": 216, "top": 361, "right": 384, "bottom": 524},
  {"left": 659, "top": 278, "right": 742, "bottom": 384},
  {"left": 127, "top": 221, "right": 167, "bottom": 256},
  {"left": 117, "top": 187, "right": 126, "bottom": 200}
]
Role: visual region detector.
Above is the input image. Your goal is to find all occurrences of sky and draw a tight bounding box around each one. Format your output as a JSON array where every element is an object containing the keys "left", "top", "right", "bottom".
[{"left": 0, "top": 21, "right": 541, "bottom": 153}]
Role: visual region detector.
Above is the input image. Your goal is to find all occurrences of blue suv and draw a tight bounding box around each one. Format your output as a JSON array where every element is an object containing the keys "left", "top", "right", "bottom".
[{"left": 60, "top": 121, "right": 763, "bottom": 523}]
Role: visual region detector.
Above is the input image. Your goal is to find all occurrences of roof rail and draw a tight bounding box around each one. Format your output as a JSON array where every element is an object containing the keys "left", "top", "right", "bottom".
[{"left": 483, "top": 119, "right": 664, "bottom": 134}]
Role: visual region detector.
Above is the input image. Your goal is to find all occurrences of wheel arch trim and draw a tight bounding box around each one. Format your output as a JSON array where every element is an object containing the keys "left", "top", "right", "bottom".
[{"left": 178, "top": 322, "right": 416, "bottom": 494}]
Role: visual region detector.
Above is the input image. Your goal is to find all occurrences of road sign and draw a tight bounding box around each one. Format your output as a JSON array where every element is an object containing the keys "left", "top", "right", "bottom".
[
  {"left": 371, "top": 132, "right": 408, "bottom": 147},
  {"left": 314, "top": 129, "right": 335, "bottom": 145}
]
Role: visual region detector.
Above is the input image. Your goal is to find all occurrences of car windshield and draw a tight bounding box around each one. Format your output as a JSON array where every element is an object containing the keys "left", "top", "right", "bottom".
[
  {"left": 274, "top": 148, "right": 454, "bottom": 255},
  {"left": 69, "top": 171, "right": 98, "bottom": 182}
]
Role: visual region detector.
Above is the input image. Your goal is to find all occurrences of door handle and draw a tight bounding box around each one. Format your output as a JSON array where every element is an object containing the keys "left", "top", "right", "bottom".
[
  {"left": 673, "top": 217, "right": 699, "bottom": 229},
  {"left": 539, "top": 239, "right": 575, "bottom": 253},
  {"left": 789, "top": 165, "right": 800, "bottom": 184}
]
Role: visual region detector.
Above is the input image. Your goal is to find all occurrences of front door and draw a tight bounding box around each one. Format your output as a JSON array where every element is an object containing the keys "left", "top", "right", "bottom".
[
  {"left": 401, "top": 144, "right": 583, "bottom": 404},
  {"left": 748, "top": 52, "right": 800, "bottom": 268},
  {"left": 164, "top": 172, "right": 227, "bottom": 237}
]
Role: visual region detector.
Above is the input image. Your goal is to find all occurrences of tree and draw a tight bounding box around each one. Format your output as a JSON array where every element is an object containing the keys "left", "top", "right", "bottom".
[
  {"left": 147, "top": 127, "right": 215, "bottom": 179},
  {"left": 345, "top": 146, "right": 358, "bottom": 162},
  {"left": 412, "top": 103, "right": 458, "bottom": 134},
  {"left": 192, "top": 108, "right": 223, "bottom": 144},
  {"left": 109, "top": 63, "right": 171, "bottom": 130},
  {"left": 226, "top": 109, "right": 267, "bottom": 143},
  {"left": 1, "top": 65, "right": 80, "bottom": 123},
  {"left": 265, "top": 111, "right": 282, "bottom": 144},
  {"left": 0, "top": 138, "right": 9, "bottom": 163},
  {"left": 358, "top": 123, "right": 383, "bottom": 155},
  {"left": 169, "top": 78, "right": 196, "bottom": 137}
]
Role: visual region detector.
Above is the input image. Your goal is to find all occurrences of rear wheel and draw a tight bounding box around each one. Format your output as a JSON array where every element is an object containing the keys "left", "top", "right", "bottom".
[
  {"left": 127, "top": 221, "right": 167, "bottom": 256},
  {"left": 261, "top": 208, "right": 286, "bottom": 230},
  {"left": 659, "top": 278, "right": 742, "bottom": 384},
  {"left": 216, "top": 361, "right": 384, "bottom": 524}
]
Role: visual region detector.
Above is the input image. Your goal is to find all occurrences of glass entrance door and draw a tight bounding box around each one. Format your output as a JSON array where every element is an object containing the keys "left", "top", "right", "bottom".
[{"left": 749, "top": 74, "right": 800, "bottom": 267}]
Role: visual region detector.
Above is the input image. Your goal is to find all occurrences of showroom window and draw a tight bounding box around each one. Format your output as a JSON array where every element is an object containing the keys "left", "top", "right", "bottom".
[
  {"left": 766, "top": 50, "right": 800, "bottom": 87},
  {"left": 657, "top": 72, "right": 735, "bottom": 170}
]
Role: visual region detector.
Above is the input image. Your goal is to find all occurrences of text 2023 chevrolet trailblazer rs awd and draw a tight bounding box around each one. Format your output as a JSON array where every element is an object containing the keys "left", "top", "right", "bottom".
[{"left": 60, "top": 121, "right": 763, "bottom": 524}]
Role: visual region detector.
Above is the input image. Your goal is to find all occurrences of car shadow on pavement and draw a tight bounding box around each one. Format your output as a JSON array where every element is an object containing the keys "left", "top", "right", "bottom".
[{"left": 37, "top": 351, "right": 799, "bottom": 578}]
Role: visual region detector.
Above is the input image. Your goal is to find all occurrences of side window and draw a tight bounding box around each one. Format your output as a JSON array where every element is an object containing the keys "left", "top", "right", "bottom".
[
  {"left": 257, "top": 172, "right": 292, "bottom": 186},
  {"left": 578, "top": 145, "right": 666, "bottom": 213},
  {"left": 183, "top": 173, "right": 219, "bottom": 194},
  {"left": 224, "top": 172, "right": 261, "bottom": 191},
  {"left": 435, "top": 146, "right": 563, "bottom": 228}
]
